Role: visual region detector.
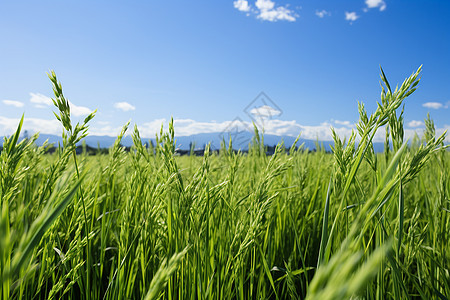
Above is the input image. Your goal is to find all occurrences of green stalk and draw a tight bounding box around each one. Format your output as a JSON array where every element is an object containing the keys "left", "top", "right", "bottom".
[{"left": 72, "top": 150, "right": 91, "bottom": 300}]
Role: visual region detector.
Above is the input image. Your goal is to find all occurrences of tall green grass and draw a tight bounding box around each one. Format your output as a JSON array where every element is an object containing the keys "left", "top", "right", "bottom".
[{"left": 0, "top": 67, "right": 448, "bottom": 299}]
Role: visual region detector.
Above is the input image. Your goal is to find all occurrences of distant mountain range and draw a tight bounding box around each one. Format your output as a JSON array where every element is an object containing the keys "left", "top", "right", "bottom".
[{"left": 1, "top": 131, "right": 387, "bottom": 152}]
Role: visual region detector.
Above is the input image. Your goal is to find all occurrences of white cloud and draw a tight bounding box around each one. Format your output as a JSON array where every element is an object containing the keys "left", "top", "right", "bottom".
[
  {"left": 436, "top": 125, "right": 450, "bottom": 143},
  {"left": 422, "top": 102, "right": 448, "bottom": 109},
  {"left": 138, "top": 119, "right": 223, "bottom": 138},
  {"left": 30, "top": 92, "right": 53, "bottom": 107},
  {"left": 408, "top": 120, "right": 424, "bottom": 128},
  {"left": 28, "top": 92, "right": 92, "bottom": 116},
  {"left": 316, "top": 10, "right": 331, "bottom": 18},
  {"left": 233, "top": 0, "right": 298, "bottom": 22},
  {"left": 135, "top": 118, "right": 450, "bottom": 143},
  {"left": 334, "top": 120, "right": 352, "bottom": 126},
  {"left": 136, "top": 118, "right": 353, "bottom": 141},
  {"left": 234, "top": 0, "right": 251, "bottom": 12},
  {"left": 259, "top": 6, "right": 296, "bottom": 21},
  {"left": 255, "top": 0, "right": 274, "bottom": 11},
  {"left": 365, "top": 0, "right": 386, "bottom": 11},
  {"left": 114, "top": 102, "right": 136, "bottom": 112},
  {"left": 345, "top": 11, "right": 359, "bottom": 22},
  {"left": 68, "top": 101, "right": 93, "bottom": 117},
  {"left": 96, "top": 121, "right": 110, "bottom": 126},
  {"left": 0, "top": 116, "right": 62, "bottom": 136},
  {"left": 362, "top": 125, "right": 450, "bottom": 144},
  {"left": 255, "top": 0, "right": 297, "bottom": 22},
  {"left": 2, "top": 100, "right": 24, "bottom": 108},
  {"left": 1, "top": 116, "right": 449, "bottom": 144},
  {"left": 250, "top": 105, "right": 281, "bottom": 118},
  {"left": 89, "top": 124, "right": 125, "bottom": 137}
]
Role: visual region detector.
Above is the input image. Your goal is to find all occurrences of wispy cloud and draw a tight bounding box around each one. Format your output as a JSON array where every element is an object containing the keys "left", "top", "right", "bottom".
[
  {"left": 233, "top": 0, "right": 251, "bottom": 12},
  {"left": 345, "top": 11, "right": 359, "bottom": 22},
  {"left": 315, "top": 10, "right": 331, "bottom": 18},
  {"left": 2, "top": 100, "right": 24, "bottom": 108},
  {"left": 422, "top": 102, "right": 448, "bottom": 109},
  {"left": 365, "top": 0, "right": 386, "bottom": 11},
  {"left": 114, "top": 102, "right": 136, "bottom": 112},
  {"left": 407, "top": 120, "right": 424, "bottom": 128}
]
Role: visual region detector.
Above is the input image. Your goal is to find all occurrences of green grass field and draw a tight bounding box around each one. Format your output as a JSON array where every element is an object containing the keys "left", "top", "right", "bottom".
[{"left": 1, "top": 67, "right": 449, "bottom": 299}]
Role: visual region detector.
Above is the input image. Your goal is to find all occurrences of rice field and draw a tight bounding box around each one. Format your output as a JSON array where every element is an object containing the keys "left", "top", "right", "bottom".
[{"left": 0, "top": 67, "right": 449, "bottom": 299}]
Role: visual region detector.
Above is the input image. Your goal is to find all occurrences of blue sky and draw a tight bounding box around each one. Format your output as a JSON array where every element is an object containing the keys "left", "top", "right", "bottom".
[{"left": 0, "top": 0, "right": 449, "bottom": 142}]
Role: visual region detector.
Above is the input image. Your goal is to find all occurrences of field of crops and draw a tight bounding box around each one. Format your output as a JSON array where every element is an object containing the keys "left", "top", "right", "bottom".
[{"left": 1, "top": 67, "right": 449, "bottom": 300}]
